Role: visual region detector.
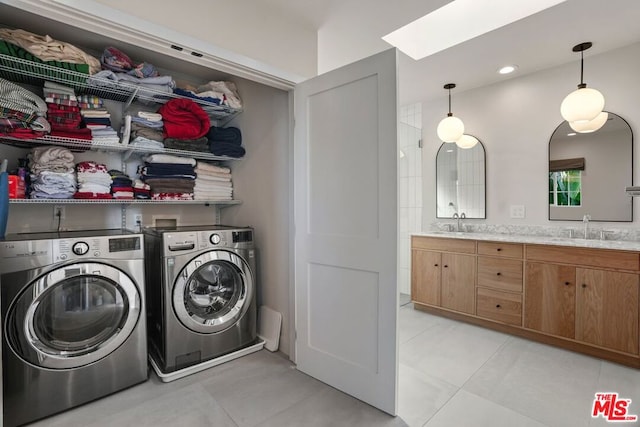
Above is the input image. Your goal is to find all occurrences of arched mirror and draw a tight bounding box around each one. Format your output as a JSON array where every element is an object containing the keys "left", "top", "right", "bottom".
[
  {"left": 549, "top": 112, "right": 633, "bottom": 221},
  {"left": 436, "top": 138, "right": 486, "bottom": 218}
]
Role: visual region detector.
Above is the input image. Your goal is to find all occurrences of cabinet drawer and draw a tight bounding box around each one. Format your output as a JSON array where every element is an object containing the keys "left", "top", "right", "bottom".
[
  {"left": 476, "top": 287, "right": 522, "bottom": 326},
  {"left": 477, "top": 241, "right": 523, "bottom": 259},
  {"left": 526, "top": 245, "right": 640, "bottom": 271},
  {"left": 412, "top": 236, "right": 476, "bottom": 254},
  {"left": 477, "top": 257, "right": 523, "bottom": 292}
]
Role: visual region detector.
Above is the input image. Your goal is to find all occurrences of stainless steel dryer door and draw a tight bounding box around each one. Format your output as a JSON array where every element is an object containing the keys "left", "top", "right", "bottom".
[
  {"left": 173, "top": 250, "right": 253, "bottom": 334},
  {"left": 6, "top": 262, "right": 141, "bottom": 369}
]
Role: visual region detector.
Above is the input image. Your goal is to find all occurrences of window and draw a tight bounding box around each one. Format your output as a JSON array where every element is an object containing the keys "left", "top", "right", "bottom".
[{"left": 549, "top": 170, "right": 581, "bottom": 206}]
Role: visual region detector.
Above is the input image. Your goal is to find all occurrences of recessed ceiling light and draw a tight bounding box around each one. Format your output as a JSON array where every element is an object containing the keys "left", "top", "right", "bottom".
[
  {"left": 382, "top": 0, "right": 567, "bottom": 60},
  {"left": 498, "top": 65, "right": 518, "bottom": 74}
]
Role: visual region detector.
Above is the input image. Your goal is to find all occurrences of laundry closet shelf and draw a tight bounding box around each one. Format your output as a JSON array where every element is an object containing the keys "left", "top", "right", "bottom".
[
  {"left": 0, "top": 53, "right": 242, "bottom": 122},
  {"left": 0, "top": 135, "right": 241, "bottom": 162},
  {"left": 9, "top": 199, "right": 241, "bottom": 206}
]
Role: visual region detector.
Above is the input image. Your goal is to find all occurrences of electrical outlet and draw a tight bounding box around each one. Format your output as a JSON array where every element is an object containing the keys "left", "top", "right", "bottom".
[
  {"left": 510, "top": 205, "right": 525, "bottom": 219},
  {"left": 134, "top": 214, "right": 143, "bottom": 225},
  {"left": 53, "top": 205, "right": 65, "bottom": 220}
]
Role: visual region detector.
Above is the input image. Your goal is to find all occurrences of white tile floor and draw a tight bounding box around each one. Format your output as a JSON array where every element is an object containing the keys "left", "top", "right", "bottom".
[
  {"left": 26, "top": 304, "right": 640, "bottom": 426},
  {"left": 398, "top": 303, "right": 640, "bottom": 427}
]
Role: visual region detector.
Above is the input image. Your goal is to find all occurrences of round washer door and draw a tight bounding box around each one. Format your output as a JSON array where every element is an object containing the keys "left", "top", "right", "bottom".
[
  {"left": 6, "top": 262, "right": 141, "bottom": 369},
  {"left": 173, "top": 250, "right": 253, "bottom": 334}
]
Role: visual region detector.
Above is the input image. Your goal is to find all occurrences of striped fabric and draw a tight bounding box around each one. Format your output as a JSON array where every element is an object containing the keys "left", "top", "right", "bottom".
[{"left": 0, "top": 77, "right": 47, "bottom": 115}]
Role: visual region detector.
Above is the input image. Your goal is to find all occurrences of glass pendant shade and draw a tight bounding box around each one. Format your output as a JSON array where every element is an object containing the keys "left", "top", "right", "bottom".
[
  {"left": 455, "top": 134, "right": 478, "bottom": 149},
  {"left": 437, "top": 115, "right": 464, "bottom": 143},
  {"left": 569, "top": 111, "right": 608, "bottom": 133},
  {"left": 560, "top": 87, "right": 605, "bottom": 123}
]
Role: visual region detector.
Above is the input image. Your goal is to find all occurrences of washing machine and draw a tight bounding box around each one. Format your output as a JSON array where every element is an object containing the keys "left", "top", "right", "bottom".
[
  {"left": 0, "top": 229, "right": 148, "bottom": 427},
  {"left": 143, "top": 225, "right": 257, "bottom": 375}
]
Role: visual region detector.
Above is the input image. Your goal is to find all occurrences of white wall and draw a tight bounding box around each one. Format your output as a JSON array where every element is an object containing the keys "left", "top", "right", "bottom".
[
  {"left": 421, "top": 42, "right": 640, "bottom": 229},
  {"left": 93, "top": 0, "right": 318, "bottom": 79}
]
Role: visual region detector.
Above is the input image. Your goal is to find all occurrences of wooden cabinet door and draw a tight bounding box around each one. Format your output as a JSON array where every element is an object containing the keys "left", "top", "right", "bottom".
[
  {"left": 411, "top": 250, "right": 441, "bottom": 306},
  {"left": 524, "top": 262, "right": 576, "bottom": 338},
  {"left": 441, "top": 253, "right": 476, "bottom": 314},
  {"left": 576, "top": 268, "right": 639, "bottom": 355}
]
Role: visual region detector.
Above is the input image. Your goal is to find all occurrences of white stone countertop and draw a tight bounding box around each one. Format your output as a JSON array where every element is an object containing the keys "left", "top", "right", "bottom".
[{"left": 412, "top": 231, "right": 640, "bottom": 252}]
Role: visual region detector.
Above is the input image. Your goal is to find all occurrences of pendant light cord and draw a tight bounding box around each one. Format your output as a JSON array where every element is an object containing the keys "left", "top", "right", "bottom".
[{"left": 580, "top": 49, "right": 584, "bottom": 87}]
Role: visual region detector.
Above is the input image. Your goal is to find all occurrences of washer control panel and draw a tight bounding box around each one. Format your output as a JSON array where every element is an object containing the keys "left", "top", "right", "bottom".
[{"left": 53, "top": 235, "right": 143, "bottom": 262}]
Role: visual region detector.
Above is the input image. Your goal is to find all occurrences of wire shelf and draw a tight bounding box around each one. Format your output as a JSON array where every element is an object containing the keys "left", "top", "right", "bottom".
[
  {"left": 10, "top": 199, "right": 241, "bottom": 206},
  {"left": 0, "top": 135, "right": 241, "bottom": 162},
  {"left": 0, "top": 53, "right": 242, "bottom": 121}
]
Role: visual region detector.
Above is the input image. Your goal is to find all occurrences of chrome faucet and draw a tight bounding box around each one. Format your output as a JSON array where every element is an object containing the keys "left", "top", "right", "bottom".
[
  {"left": 452, "top": 212, "right": 466, "bottom": 232},
  {"left": 583, "top": 214, "right": 591, "bottom": 239}
]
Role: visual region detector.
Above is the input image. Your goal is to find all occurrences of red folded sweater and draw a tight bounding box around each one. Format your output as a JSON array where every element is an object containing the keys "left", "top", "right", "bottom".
[{"left": 158, "top": 98, "right": 210, "bottom": 139}]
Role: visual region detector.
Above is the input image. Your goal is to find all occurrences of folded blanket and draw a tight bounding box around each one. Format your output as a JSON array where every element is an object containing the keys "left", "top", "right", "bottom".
[
  {"left": 30, "top": 146, "right": 75, "bottom": 166},
  {"left": 151, "top": 192, "right": 194, "bottom": 200},
  {"left": 140, "top": 163, "right": 195, "bottom": 176},
  {"left": 73, "top": 192, "right": 113, "bottom": 199},
  {"left": 196, "top": 81, "right": 242, "bottom": 109},
  {"left": 195, "top": 162, "right": 231, "bottom": 174},
  {"left": 209, "top": 141, "right": 246, "bottom": 158},
  {"left": 158, "top": 98, "right": 210, "bottom": 139},
  {"left": 0, "top": 28, "right": 100, "bottom": 74},
  {"left": 164, "top": 138, "right": 209, "bottom": 152},
  {"left": 207, "top": 126, "right": 242, "bottom": 145},
  {"left": 144, "top": 154, "right": 196, "bottom": 166}
]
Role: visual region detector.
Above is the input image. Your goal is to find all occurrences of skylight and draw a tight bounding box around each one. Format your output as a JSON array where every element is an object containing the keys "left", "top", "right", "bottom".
[{"left": 382, "top": 0, "right": 567, "bottom": 60}]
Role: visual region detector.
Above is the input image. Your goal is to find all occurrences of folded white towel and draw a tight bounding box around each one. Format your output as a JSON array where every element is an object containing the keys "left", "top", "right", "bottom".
[
  {"left": 195, "top": 162, "right": 231, "bottom": 174},
  {"left": 144, "top": 154, "right": 196, "bottom": 166}
]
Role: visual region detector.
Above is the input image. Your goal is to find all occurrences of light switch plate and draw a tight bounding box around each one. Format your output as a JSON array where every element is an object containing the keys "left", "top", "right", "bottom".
[{"left": 510, "top": 205, "right": 525, "bottom": 218}]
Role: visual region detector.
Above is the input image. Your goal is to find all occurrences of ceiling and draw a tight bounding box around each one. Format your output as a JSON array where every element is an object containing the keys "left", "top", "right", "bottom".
[{"left": 255, "top": 0, "right": 640, "bottom": 104}]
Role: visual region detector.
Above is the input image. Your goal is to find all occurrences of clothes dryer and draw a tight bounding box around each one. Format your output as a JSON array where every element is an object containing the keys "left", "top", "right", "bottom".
[
  {"left": 0, "top": 229, "right": 147, "bottom": 427},
  {"left": 143, "top": 225, "right": 257, "bottom": 375}
]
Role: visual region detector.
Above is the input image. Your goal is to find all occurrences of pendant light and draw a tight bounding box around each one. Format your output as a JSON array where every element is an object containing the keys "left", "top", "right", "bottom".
[
  {"left": 437, "top": 83, "right": 464, "bottom": 143},
  {"left": 569, "top": 111, "right": 608, "bottom": 133},
  {"left": 456, "top": 134, "right": 478, "bottom": 149},
  {"left": 560, "top": 42, "right": 605, "bottom": 124}
]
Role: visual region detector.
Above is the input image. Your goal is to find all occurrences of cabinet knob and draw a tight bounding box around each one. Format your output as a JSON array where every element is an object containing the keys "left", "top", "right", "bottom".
[
  {"left": 443, "top": 265, "right": 448, "bottom": 268},
  {"left": 434, "top": 264, "right": 439, "bottom": 267},
  {"left": 564, "top": 282, "right": 570, "bottom": 286},
  {"left": 496, "top": 304, "right": 501, "bottom": 308},
  {"left": 496, "top": 248, "right": 502, "bottom": 251},
  {"left": 496, "top": 272, "right": 502, "bottom": 276},
  {"left": 582, "top": 283, "right": 587, "bottom": 288}
]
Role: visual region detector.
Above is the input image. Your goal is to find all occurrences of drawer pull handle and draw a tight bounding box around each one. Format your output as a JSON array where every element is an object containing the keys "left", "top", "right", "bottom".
[
  {"left": 496, "top": 304, "right": 501, "bottom": 308},
  {"left": 564, "top": 281, "right": 570, "bottom": 286},
  {"left": 496, "top": 272, "right": 502, "bottom": 276},
  {"left": 497, "top": 248, "right": 502, "bottom": 251}
]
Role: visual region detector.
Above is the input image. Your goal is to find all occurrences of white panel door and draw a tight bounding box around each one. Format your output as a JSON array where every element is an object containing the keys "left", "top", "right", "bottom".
[{"left": 294, "top": 48, "right": 398, "bottom": 415}]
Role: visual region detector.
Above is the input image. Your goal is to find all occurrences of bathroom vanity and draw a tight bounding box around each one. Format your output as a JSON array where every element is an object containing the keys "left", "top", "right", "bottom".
[{"left": 411, "top": 232, "right": 640, "bottom": 368}]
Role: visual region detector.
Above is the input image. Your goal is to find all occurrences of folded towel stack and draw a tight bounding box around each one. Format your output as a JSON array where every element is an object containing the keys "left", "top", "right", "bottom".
[
  {"left": 0, "top": 77, "right": 49, "bottom": 138},
  {"left": 28, "top": 146, "right": 76, "bottom": 199},
  {"left": 133, "top": 179, "right": 151, "bottom": 199},
  {"left": 81, "top": 103, "right": 119, "bottom": 145},
  {"left": 193, "top": 161, "right": 233, "bottom": 201},
  {"left": 74, "top": 161, "right": 112, "bottom": 199},
  {"left": 109, "top": 169, "right": 134, "bottom": 199},
  {"left": 139, "top": 154, "right": 196, "bottom": 199},
  {"left": 123, "top": 107, "right": 165, "bottom": 148},
  {"left": 207, "top": 126, "right": 245, "bottom": 158},
  {"left": 43, "top": 81, "right": 91, "bottom": 140}
]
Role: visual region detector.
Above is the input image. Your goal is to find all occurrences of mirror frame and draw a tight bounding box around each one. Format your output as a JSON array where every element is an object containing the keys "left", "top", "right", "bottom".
[
  {"left": 548, "top": 111, "right": 633, "bottom": 222},
  {"left": 435, "top": 138, "right": 487, "bottom": 219}
]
